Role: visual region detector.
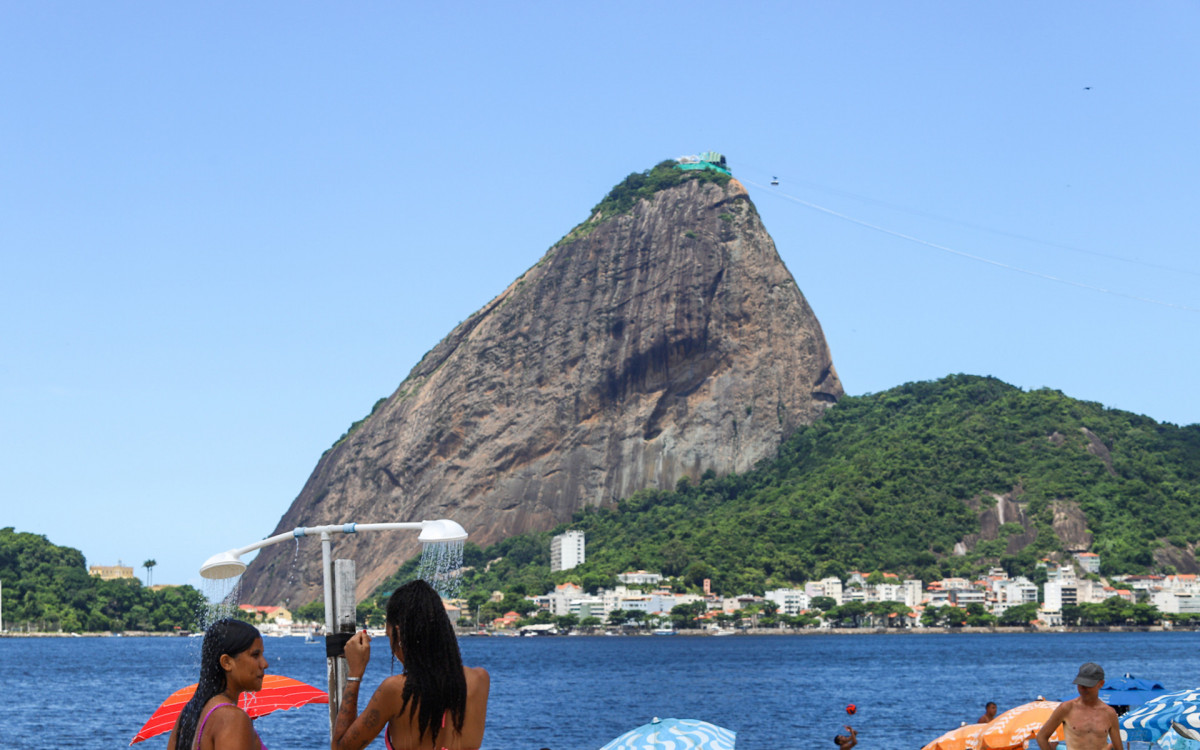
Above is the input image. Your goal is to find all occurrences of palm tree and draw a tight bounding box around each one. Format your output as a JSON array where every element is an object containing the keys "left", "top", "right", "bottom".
[{"left": 143, "top": 559, "right": 156, "bottom": 587}]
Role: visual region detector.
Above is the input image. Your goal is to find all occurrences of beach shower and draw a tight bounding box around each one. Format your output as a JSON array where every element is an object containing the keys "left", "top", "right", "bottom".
[
  {"left": 198, "top": 518, "right": 468, "bottom": 742},
  {"left": 199, "top": 518, "right": 468, "bottom": 586}
]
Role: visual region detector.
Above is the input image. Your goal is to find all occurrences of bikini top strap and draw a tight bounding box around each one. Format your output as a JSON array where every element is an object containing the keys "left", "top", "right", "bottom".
[{"left": 194, "top": 702, "right": 236, "bottom": 750}]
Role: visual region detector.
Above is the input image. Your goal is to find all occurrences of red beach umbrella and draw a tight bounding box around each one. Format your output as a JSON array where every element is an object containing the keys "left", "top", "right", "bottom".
[{"left": 130, "top": 674, "right": 328, "bottom": 745}]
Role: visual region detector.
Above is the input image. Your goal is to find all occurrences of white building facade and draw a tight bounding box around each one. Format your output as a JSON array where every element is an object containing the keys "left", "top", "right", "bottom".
[{"left": 550, "top": 530, "right": 586, "bottom": 572}]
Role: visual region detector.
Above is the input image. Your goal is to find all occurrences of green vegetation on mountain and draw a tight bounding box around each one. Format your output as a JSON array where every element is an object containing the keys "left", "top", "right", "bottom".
[
  {"left": 374, "top": 375, "right": 1200, "bottom": 602},
  {"left": 0, "top": 528, "right": 205, "bottom": 632},
  {"left": 591, "top": 160, "right": 731, "bottom": 217},
  {"left": 560, "top": 160, "right": 733, "bottom": 244}
]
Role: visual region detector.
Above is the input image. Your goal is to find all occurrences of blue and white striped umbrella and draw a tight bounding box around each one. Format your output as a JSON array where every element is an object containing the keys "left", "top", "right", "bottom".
[
  {"left": 599, "top": 717, "right": 736, "bottom": 750},
  {"left": 1121, "top": 688, "right": 1200, "bottom": 744}
]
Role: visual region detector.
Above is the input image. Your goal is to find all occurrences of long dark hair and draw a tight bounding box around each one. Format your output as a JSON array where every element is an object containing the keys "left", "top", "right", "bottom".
[
  {"left": 387, "top": 580, "right": 466, "bottom": 747},
  {"left": 174, "top": 618, "right": 261, "bottom": 750}
]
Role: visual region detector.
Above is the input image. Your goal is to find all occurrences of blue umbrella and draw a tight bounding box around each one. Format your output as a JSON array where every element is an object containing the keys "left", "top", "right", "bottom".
[
  {"left": 1120, "top": 688, "right": 1200, "bottom": 744},
  {"left": 1064, "top": 675, "right": 1170, "bottom": 707},
  {"left": 1158, "top": 722, "right": 1200, "bottom": 750},
  {"left": 599, "top": 717, "right": 736, "bottom": 750}
]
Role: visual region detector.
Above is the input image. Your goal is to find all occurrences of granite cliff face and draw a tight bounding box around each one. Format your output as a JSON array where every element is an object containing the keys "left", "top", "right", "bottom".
[{"left": 240, "top": 165, "right": 842, "bottom": 605}]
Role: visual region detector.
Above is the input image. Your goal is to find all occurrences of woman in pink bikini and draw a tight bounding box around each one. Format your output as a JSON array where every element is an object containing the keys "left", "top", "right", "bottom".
[
  {"left": 167, "top": 618, "right": 269, "bottom": 750},
  {"left": 333, "top": 580, "right": 490, "bottom": 750}
]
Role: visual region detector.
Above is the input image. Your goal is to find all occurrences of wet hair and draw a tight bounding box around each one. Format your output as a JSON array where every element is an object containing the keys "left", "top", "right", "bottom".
[
  {"left": 173, "top": 619, "right": 260, "bottom": 750},
  {"left": 986, "top": 701, "right": 997, "bottom": 710},
  {"left": 387, "top": 580, "right": 466, "bottom": 748},
  {"left": 834, "top": 735, "right": 845, "bottom": 746}
]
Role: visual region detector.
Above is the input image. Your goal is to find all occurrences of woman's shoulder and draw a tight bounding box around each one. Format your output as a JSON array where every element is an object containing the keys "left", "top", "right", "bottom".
[
  {"left": 202, "top": 699, "right": 252, "bottom": 724},
  {"left": 198, "top": 699, "right": 254, "bottom": 740},
  {"left": 464, "top": 665, "right": 490, "bottom": 691}
]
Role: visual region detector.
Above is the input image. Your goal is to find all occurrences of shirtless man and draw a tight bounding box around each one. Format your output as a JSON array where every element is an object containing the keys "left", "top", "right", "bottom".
[
  {"left": 1036, "top": 662, "right": 1123, "bottom": 750},
  {"left": 978, "top": 702, "right": 998, "bottom": 724}
]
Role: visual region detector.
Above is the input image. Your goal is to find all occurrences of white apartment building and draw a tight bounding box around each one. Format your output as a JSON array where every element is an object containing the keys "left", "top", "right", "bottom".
[
  {"left": 1045, "top": 563, "right": 1076, "bottom": 583},
  {"left": 543, "top": 582, "right": 584, "bottom": 615},
  {"left": 991, "top": 577, "right": 1039, "bottom": 615},
  {"left": 765, "top": 588, "right": 810, "bottom": 616},
  {"left": 550, "top": 530, "right": 585, "bottom": 572},
  {"left": 948, "top": 589, "right": 987, "bottom": 608},
  {"left": 617, "top": 570, "right": 663, "bottom": 585},
  {"left": 1163, "top": 575, "right": 1200, "bottom": 594},
  {"left": 843, "top": 587, "right": 866, "bottom": 604},
  {"left": 1152, "top": 591, "right": 1200, "bottom": 615},
  {"left": 939, "top": 577, "right": 973, "bottom": 591},
  {"left": 568, "top": 596, "right": 607, "bottom": 620},
  {"left": 902, "top": 580, "right": 925, "bottom": 608},
  {"left": 1074, "top": 552, "right": 1101, "bottom": 574},
  {"left": 1044, "top": 580, "right": 1079, "bottom": 612},
  {"left": 804, "top": 577, "right": 844, "bottom": 605},
  {"left": 925, "top": 589, "right": 951, "bottom": 606},
  {"left": 870, "top": 583, "right": 906, "bottom": 604}
]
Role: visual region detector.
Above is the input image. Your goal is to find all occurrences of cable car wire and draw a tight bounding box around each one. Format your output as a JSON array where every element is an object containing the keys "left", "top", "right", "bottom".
[
  {"left": 739, "top": 164, "right": 1200, "bottom": 279},
  {"left": 742, "top": 178, "right": 1199, "bottom": 313}
]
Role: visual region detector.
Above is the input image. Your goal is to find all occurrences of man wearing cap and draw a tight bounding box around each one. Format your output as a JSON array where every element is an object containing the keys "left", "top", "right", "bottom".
[{"left": 1036, "top": 662, "right": 1123, "bottom": 750}]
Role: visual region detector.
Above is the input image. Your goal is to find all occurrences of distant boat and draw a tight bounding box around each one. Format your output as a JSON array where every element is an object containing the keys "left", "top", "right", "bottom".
[{"left": 652, "top": 627, "right": 676, "bottom": 636}]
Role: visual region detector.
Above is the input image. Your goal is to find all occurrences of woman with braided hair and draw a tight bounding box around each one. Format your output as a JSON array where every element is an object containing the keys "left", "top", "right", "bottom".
[
  {"left": 333, "top": 579, "right": 489, "bottom": 750},
  {"left": 167, "top": 618, "right": 269, "bottom": 750}
]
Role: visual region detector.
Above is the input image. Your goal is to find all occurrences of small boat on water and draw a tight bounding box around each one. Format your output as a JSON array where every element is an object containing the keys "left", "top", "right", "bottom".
[{"left": 652, "top": 627, "right": 676, "bottom": 636}]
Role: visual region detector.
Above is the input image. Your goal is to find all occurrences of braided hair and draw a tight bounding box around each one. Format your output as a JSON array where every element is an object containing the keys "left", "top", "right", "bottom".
[
  {"left": 173, "top": 618, "right": 260, "bottom": 750},
  {"left": 387, "top": 580, "right": 466, "bottom": 748}
]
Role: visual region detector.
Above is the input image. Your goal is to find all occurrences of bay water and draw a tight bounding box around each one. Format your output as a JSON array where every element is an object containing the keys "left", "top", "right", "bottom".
[{"left": 3, "top": 631, "right": 1196, "bottom": 749}]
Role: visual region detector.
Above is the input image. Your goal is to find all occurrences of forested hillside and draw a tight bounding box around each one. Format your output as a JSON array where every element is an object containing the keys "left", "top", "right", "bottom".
[
  {"left": 0, "top": 528, "right": 205, "bottom": 632},
  {"left": 375, "top": 375, "right": 1200, "bottom": 603}
]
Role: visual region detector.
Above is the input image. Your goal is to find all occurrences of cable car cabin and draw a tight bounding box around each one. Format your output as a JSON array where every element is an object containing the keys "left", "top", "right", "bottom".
[
  {"left": 675, "top": 151, "right": 732, "bottom": 176},
  {"left": 771, "top": 176, "right": 779, "bottom": 185}
]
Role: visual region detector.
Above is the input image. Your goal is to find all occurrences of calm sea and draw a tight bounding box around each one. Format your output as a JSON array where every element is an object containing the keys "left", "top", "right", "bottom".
[{"left": 2, "top": 631, "right": 1196, "bottom": 749}]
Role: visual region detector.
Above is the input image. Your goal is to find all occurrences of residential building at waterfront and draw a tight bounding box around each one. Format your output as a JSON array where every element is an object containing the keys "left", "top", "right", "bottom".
[{"left": 765, "top": 588, "right": 809, "bottom": 616}]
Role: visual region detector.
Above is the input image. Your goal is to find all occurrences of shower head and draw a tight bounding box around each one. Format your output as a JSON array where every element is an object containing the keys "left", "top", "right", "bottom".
[
  {"left": 199, "top": 550, "right": 248, "bottom": 580},
  {"left": 418, "top": 519, "right": 468, "bottom": 544}
]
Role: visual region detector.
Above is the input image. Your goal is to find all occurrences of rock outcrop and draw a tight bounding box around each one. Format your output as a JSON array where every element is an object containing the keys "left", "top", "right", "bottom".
[{"left": 239, "top": 163, "right": 842, "bottom": 605}]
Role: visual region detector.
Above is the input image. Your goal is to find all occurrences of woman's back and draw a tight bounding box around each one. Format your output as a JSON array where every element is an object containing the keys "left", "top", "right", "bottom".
[{"left": 385, "top": 666, "right": 489, "bottom": 750}]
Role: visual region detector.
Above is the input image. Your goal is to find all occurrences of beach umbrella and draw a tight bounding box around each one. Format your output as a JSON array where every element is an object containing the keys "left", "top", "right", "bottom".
[
  {"left": 1061, "top": 675, "right": 1169, "bottom": 707},
  {"left": 599, "top": 717, "right": 736, "bottom": 750},
  {"left": 1158, "top": 721, "right": 1200, "bottom": 750},
  {"left": 130, "top": 674, "right": 329, "bottom": 745},
  {"left": 1121, "top": 688, "right": 1200, "bottom": 745},
  {"left": 920, "top": 722, "right": 987, "bottom": 750},
  {"left": 979, "top": 701, "right": 1063, "bottom": 750},
  {"left": 1158, "top": 726, "right": 1200, "bottom": 750}
]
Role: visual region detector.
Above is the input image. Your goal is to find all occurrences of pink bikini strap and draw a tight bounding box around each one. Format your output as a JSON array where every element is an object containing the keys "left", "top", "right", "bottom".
[{"left": 195, "top": 702, "right": 235, "bottom": 749}]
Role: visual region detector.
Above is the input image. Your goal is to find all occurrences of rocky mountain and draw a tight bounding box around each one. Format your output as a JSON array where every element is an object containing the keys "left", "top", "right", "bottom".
[{"left": 239, "top": 160, "right": 842, "bottom": 605}]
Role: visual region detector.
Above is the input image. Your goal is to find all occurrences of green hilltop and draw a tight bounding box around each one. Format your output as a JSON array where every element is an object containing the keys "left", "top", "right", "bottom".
[
  {"left": 0, "top": 527, "right": 206, "bottom": 633},
  {"left": 374, "top": 374, "right": 1200, "bottom": 605}
]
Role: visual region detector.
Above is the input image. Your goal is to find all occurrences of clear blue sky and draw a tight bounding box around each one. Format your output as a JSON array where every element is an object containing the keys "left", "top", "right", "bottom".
[{"left": 3, "top": 3, "right": 1197, "bottom": 591}]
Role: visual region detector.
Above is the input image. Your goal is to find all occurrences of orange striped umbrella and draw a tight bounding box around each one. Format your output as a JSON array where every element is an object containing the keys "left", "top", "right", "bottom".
[
  {"left": 979, "top": 701, "right": 1063, "bottom": 750},
  {"left": 921, "top": 722, "right": 988, "bottom": 750},
  {"left": 130, "top": 674, "right": 328, "bottom": 745}
]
